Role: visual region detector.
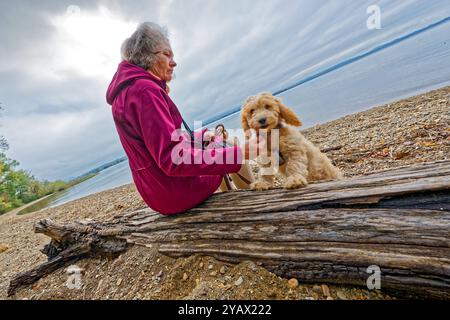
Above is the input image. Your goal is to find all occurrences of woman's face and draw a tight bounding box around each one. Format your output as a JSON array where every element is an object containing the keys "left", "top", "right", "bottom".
[{"left": 150, "top": 41, "right": 177, "bottom": 82}]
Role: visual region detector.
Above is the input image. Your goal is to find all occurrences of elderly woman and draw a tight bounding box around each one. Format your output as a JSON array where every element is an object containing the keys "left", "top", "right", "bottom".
[{"left": 107, "top": 22, "right": 259, "bottom": 215}]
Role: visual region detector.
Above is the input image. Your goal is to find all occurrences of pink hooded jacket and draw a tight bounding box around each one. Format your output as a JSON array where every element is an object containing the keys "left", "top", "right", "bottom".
[{"left": 107, "top": 61, "right": 242, "bottom": 215}]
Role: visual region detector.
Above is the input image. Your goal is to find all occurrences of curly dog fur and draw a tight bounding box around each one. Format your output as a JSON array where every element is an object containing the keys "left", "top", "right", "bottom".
[{"left": 241, "top": 92, "right": 343, "bottom": 190}]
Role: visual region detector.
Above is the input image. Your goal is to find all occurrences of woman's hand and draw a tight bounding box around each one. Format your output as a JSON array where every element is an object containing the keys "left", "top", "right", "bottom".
[
  {"left": 203, "top": 125, "right": 229, "bottom": 148},
  {"left": 203, "top": 130, "right": 215, "bottom": 143},
  {"left": 204, "top": 127, "right": 266, "bottom": 160}
]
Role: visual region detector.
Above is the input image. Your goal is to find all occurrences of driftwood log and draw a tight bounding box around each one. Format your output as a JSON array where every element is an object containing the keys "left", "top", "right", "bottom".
[{"left": 8, "top": 160, "right": 450, "bottom": 298}]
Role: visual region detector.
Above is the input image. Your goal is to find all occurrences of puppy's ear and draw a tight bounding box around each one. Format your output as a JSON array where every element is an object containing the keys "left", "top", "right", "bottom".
[
  {"left": 241, "top": 96, "right": 254, "bottom": 135},
  {"left": 241, "top": 107, "right": 250, "bottom": 133},
  {"left": 279, "top": 103, "right": 302, "bottom": 127}
]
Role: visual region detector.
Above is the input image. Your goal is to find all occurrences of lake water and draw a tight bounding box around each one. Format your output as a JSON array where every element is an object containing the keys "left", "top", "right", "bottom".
[
  {"left": 207, "top": 15, "right": 450, "bottom": 130},
  {"left": 19, "top": 161, "right": 134, "bottom": 213},
  {"left": 49, "top": 160, "right": 133, "bottom": 207},
  {"left": 31, "top": 7, "right": 450, "bottom": 211}
]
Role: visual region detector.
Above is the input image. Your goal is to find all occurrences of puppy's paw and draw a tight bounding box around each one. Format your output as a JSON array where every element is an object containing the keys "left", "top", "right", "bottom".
[
  {"left": 251, "top": 180, "right": 272, "bottom": 191},
  {"left": 284, "top": 175, "right": 308, "bottom": 189},
  {"left": 335, "top": 170, "right": 344, "bottom": 180}
]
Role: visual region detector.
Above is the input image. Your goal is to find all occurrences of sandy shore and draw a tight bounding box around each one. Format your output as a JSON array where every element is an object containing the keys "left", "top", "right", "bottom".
[{"left": 0, "top": 86, "right": 448, "bottom": 300}]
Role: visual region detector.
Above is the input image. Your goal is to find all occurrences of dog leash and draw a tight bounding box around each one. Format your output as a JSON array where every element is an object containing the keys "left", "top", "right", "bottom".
[
  {"left": 182, "top": 118, "right": 197, "bottom": 145},
  {"left": 182, "top": 119, "right": 252, "bottom": 188}
]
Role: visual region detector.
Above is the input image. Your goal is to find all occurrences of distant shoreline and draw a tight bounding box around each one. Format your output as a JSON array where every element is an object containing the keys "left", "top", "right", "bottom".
[
  {"left": 1, "top": 172, "right": 100, "bottom": 217},
  {"left": 0, "top": 194, "right": 54, "bottom": 222}
]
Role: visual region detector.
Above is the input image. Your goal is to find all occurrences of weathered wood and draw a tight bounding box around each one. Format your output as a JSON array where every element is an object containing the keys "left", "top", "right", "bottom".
[{"left": 8, "top": 160, "right": 450, "bottom": 298}]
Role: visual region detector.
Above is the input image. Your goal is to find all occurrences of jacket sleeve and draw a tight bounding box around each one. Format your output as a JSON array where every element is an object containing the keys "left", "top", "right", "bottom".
[{"left": 135, "top": 88, "right": 242, "bottom": 177}]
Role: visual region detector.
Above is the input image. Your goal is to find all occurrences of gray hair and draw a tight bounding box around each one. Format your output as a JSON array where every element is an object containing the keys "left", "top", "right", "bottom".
[{"left": 121, "top": 22, "right": 169, "bottom": 70}]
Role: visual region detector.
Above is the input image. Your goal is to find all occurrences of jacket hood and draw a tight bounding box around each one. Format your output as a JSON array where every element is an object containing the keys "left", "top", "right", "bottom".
[{"left": 106, "top": 61, "right": 166, "bottom": 105}]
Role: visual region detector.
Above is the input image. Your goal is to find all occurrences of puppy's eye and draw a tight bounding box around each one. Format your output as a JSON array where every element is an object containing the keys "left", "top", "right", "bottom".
[
  {"left": 264, "top": 105, "right": 270, "bottom": 110},
  {"left": 250, "top": 109, "right": 255, "bottom": 115}
]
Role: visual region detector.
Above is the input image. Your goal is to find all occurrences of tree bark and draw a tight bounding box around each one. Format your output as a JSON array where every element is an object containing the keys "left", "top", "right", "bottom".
[{"left": 8, "top": 160, "right": 450, "bottom": 298}]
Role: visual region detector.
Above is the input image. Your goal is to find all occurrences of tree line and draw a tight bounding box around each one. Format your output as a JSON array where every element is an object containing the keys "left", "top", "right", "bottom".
[{"left": 0, "top": 104, "right": 90, "bottom": 214}]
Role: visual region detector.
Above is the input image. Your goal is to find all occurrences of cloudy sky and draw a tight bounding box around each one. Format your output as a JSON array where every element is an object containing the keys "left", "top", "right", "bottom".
[{"left": 1, "top": 0, "right": 449, "bottom": 181}]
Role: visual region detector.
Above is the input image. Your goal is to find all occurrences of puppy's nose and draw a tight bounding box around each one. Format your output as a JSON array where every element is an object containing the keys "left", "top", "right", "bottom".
[{"left": 258, "top": 118, "right": 267, "bottom": 126}]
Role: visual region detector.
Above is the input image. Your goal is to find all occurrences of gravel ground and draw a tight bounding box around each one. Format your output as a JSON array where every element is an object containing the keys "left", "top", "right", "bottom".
[
  {"left": 0, "top": 86, "right": 448, "bottom": 300},
  {"left": 303, "top": 86, "right": 449, "bottom": 176}
]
